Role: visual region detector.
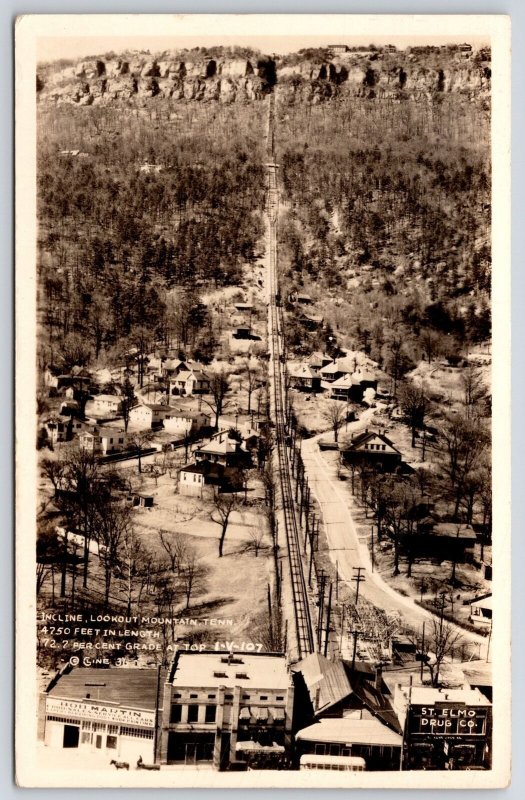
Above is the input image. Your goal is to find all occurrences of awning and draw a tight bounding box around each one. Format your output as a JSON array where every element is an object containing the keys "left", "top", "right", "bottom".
[
  {"left": 239, "top": 707, "right": 251, "bottom": 721},
  {"left": 236, "top": 741, "right": 285, "bottom": 753},
  {"left": 251, "top": 706, "right": 269, "bottom": 721},
  {"left": 296, "top": 717, "right": 402, "bottom": 748},
  {"left": 271, "top": 707, "right": 285, "bottom": 721}
]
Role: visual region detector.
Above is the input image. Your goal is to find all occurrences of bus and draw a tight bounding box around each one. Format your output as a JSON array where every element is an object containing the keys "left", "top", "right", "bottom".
[{"left": 299, "top": 754, "right": 366, "bottom": 772}]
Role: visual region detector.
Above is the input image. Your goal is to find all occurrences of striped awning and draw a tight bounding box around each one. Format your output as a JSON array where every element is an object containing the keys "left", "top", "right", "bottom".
[
  {"left": 271, "top": 707, "right": 285, "bottom": 721},
  {"left": 239, "top": 707, "right": 251, "bottom": 721},
  {"left": 251, "top": 706, "right": 269, "bottom": 721}
]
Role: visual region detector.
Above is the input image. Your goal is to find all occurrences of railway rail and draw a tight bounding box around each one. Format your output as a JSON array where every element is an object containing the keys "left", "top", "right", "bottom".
[{"left": 265, "top": 95, "right": 315, "bottom": 659}]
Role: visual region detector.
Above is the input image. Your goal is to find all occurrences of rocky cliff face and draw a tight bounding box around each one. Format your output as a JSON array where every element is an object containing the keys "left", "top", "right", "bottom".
[{"left": 37, "top": 51, "right": 490, "bottom": 106}]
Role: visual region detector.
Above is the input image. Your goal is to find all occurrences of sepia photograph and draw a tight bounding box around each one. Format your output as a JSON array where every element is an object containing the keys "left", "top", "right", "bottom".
[{"left": 15, "top": 13, "right": 511, "bottom": 788}]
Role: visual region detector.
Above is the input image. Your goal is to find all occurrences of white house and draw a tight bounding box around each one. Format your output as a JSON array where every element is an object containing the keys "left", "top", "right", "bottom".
[
  {"left": 169, "top": 369, "right": 210, "bottom": 397},
  {"left": 78, "top": 427, "right": 129, "bottom": 456},
  {"left": 84, "top": 394, "right": 123, "bottom": 419},
  {"left": 163, "top": 410, "right": 211, "bottom": 436},
  {"left": 178, "top": 461, "right": 225, "bottom": 497},
  {"left": 128, "top": 403, "right": 173, "bottom": 429}
]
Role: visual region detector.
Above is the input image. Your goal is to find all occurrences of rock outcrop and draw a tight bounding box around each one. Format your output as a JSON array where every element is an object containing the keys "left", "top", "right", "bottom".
[{"left": 36, "top": 50, "right": 490, "bottom": 107}]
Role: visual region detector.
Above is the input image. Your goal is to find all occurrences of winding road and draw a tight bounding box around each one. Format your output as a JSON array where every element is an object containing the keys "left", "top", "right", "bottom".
[{"left": 301, "top": 432, "right": 490, "bottom": 656}]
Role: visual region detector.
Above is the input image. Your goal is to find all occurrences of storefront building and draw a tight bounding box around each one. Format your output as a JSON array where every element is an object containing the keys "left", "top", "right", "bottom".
[
  {"left": 394, "top": 686, "right": 492, "bottom": 770},
  {"left": 159, "top": 650, "right": 294, "bottom": 770},
  {"left": 43, "top": 667, "right": 163, "bottom": 764}
]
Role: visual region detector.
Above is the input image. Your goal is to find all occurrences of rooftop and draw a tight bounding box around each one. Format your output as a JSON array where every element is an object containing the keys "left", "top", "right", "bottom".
[
  {"left": 90, "top": 394, "right": 122, "bottom": 403},
  {"left": 47, "top": 667, "right": 162, "bottom": 711},
  {"left": 197, "top": 438, "right": 239, "bottom": 456},
  {"left": 432, "top": 523, "right": 477, "bottom": 539},
  {"left": 294, "top": 653, "right": 351, "bottom": 714},
  {"left": 169, "top": 651, "right": 291, "bottom": 690},
  {"left": 399, "top": 686, "right": 491, "bottom": 707},
  {"left": 471, "top": 594, "right": 492, "bottom": 609},
  {"left": 296, "top": 717, "right": 402, "bottom": 748}
]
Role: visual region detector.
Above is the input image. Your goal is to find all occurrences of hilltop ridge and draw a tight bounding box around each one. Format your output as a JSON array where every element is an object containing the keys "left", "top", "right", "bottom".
[{"left": 37, "top": 46, "right": 491, "bottom": 106}]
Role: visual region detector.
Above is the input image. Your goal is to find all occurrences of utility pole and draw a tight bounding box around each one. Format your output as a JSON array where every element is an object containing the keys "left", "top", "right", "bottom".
[
  {"left": 370, "top": 526, "right": 375, "bottom": 572},
  {"left": 267, "top": 583, "right": 273, "bottom": 646},
  {"left": 324, "top": 582, "right": 333, "bottom": 657},
  {"left": 335, "top": 560, "right": 339, "bottom": 602},
  {"left": 339, "top": 605, "right": 346, "bottom": 654},
  {"left": 420, "top": 621, "right": 425, "bottom": 682},
  {"left": 317, "top": 570, "right": 327, "bottom": 651},
  {"left": 352, "top": 566, "right": 366, "bottom": 607}
]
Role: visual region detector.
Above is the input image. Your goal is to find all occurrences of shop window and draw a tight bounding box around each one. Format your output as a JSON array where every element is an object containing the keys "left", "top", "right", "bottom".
[
  {"left": 81, "top": 732, "right": 92, "bottom": 745},
  {"left": 106, "top": 736, "right": 118, "bottom": 749},
  {"left": 188, "top": 705, "right": 199, "bottom": 723},
  {"left": 108, "top": 725, "right": 118, "bottom": 735},
  {"left": 205, "top": 705, "right": 216, "bottom": 723},
  {"left": 170, "top": 704, "right": 182, "bottom": 723},
  {"left": 120, "top": 726, "right": 154, "bottom": 739}
]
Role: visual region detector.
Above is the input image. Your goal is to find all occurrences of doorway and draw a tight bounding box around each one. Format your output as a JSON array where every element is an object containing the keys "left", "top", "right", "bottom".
[{"left": 63, "top": 724, "right": 80, "bottom": 748}]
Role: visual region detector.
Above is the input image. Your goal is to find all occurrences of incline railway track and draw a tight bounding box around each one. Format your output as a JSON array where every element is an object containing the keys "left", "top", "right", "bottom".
[{"left": 265, "top": 95, "right": 315, "bottom": 659}]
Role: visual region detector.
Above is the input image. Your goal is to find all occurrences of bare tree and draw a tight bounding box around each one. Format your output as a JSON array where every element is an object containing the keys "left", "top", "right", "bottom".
[
  {"left": 211, "top": 493, "right": 240, "bottom": 557},
  {"left": 203, "top": 368, "right": 230, "bottom": 430},
  {"left": 461, "top": 365, "right": 488, "bottom": 419},
  {"left": 180, "top": 546, "right": 202, "bottom": 609},
  {"left": 97, "top": 501, "right": 132, "bottom": 605},
  {"left": 438, "top": 413, "right": 489, "bottom": 519},
  {"left": 423, "top": 607, "right": 463, "bottom": 686},
  {"left": 399, "top": 382, "right": 430, "bottom": 448},
  {"left": 244, "top": 526, "right": 269, "bottom": 557},
  {"left": 127, "top": 429, "right": 155, "bottom": 473},
  {"left": 242, "top": 356, "right": 263, "bottom": 414},
  {"left": 323, "top": 400, "right": 346, "bottom": 443},
  {"left": 158, "top": 528, "right": 188, "bottom": 574}
]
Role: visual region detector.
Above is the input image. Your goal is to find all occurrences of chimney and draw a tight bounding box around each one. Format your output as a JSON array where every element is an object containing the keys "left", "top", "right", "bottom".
[{"left": 375, "top": 662, "right": 383, "bottom": 691}]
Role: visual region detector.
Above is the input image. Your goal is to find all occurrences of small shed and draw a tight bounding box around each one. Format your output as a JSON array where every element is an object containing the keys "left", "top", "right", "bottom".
[{"left": 129, "top": 494, "right": 154, "bottom": 508}]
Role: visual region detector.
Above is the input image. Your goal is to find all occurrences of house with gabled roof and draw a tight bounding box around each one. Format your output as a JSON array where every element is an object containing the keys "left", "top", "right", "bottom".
[
  {"left": 298, "top": 311, "right": 324, "bottom": 330},
  {"left": 340, "top": 429, "right": 403, "bottom": 472},
  {"left": 292, "top": 653, "right": 402, "bottom": 771},
  {"left": 308, "top": 352, "right": 333, "bottom": 371},
  {"left": 289, "top": 364, "right": 321, "bottom": 392},
  {"left": 329, "top": 373, "right": 356, "bottom": 399},
  {"left": 319, "top": 361, "right": 344, "bottom": 383},
  {"left": 169, "top": 369, "right": 210, "bottom": 397},
  {"left": 194, "top": 435, "right": 248, "bottom": 467}
]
